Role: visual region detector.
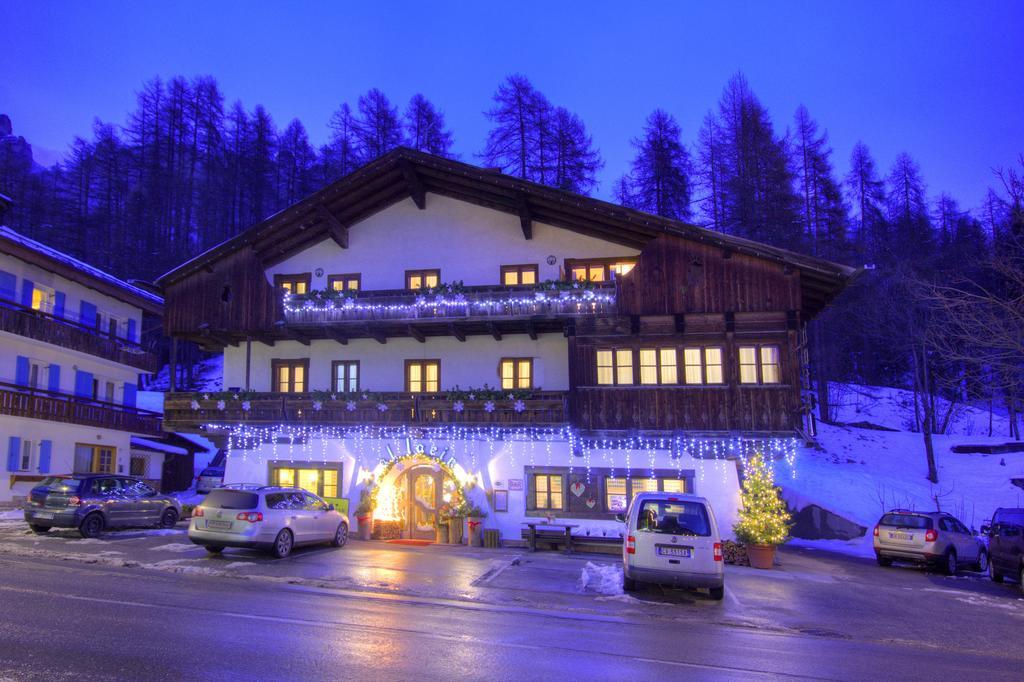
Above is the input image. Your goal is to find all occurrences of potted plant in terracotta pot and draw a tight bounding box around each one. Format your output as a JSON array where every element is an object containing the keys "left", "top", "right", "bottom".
[
  {"left": 465, "top": 503, "right": 488, "bottom": 547},
  {"left": 733, "top": 452, "right": 791, "bottom": 569},
  {"left": 355, "top": 486, "right": 375, "bottom": 541}
]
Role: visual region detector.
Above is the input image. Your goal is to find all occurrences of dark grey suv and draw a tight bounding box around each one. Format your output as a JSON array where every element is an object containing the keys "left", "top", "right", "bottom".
[{"left": 24, "top": 475, "right": 183, "bottom": 538}]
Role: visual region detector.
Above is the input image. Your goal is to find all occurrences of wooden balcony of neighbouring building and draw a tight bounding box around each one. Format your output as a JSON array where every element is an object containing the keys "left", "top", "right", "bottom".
[
  {"left": 0, "top": 299, "right": 160, "bottom": 372},
  {"left": 163, "top": 391, "right": 569, "bottom": 432},
  {"left": 0, "top": 381, "right": 163, "bottom": 436}
]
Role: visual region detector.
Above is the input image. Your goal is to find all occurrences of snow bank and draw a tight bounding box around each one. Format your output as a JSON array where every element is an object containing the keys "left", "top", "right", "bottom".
[
  {"left": 146, "top": 355, "right": 223, "bottom": 392},
  {"left": 577, "top": 561, "right": 623, "bottom": 595}
]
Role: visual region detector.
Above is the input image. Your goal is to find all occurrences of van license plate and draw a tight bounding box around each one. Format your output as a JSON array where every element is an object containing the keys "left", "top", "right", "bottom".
[
  {"left": 206, "top": 520, "right": 231, "bottom": 530},
  {"left": 888, "top": 532, "right": 913, "bottom": 542},
  {"left": 657, "top": 546, "right": 692, "bottom": 558},
  {"left": 34, "top": 512, "right": 54, "bottom": 520}
]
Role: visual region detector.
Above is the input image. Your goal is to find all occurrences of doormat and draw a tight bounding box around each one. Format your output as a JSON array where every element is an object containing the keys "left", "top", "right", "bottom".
[{"left": 386, "top": 539, "right": 434, "bottom": 547}]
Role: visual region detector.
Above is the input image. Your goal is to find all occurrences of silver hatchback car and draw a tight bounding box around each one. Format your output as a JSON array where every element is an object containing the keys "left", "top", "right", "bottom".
[
  {"left": 873, "top": 510, "right": 987, "bottom": 575},
  {"left": 189, "top": 486, "right": 347, "bottom": 558}
]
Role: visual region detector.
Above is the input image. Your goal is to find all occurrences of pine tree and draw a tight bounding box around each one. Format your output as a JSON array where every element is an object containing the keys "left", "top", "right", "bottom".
[
  {"left": 353, "top": 88, "right": 404, "bottom": 163},
  {"left": 695, "top": 112, "right": 725, "bottom": 231},
  {"left": 844, "top": 141, "right": 887, "bottom": 262},
  {"left": 622, "top": 109, "right": 691, "bottom": 220},
  {"left": 481, "top": 74, "right": 546, "bottom": 180},
  {"left": 404, "top": 94, "right": 454, "bottom": 157},
  {"left": 793, "top": 105, "right": 847, "bottom": 259},
  {"left": 733, "top": 453, "right": 791, "bottom": 546},
  {"left": 548, "top": 106, "right": 602, "bottom": 195},
  {"left": 321, "top": 102, "right": 360, "bottom": 182},
  {"left": 886, "top": 152, "right": 933, "bottom": 265},
  {"left": 277, "top": 118, "right": 316, "bottom": 205}
]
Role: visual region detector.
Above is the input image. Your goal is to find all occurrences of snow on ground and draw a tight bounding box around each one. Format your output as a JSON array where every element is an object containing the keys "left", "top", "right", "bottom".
[
  {"left": 146, "top": 355, "right": 223, "bottom": 392},
  {"left": 782, "top": 384, "right": 1024, "bottom": 556},
  {"left": 577, "top": 561, "right": 623, "bottom": 595},
  {"left": 0, "top": 510, "right": 23, "bottom": 521},
  {"left": 173, "top": 488, "right": 205, "bottom": 507}
]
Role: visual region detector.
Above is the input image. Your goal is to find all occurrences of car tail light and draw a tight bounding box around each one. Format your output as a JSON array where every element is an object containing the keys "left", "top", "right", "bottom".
[
  {"left": 873, "top": 525, "right": 880, "bottom": 537},
  {"left": 626, "top": 535, "right": 636, "bottom": 554},
  {"left": 925, "top": 529, "right": 938, "bottom": 543},
  {"left": 713, "top": 542, "right": 723, "bottom": 561},
  {"left": 194, "top": 507, "right": 205, "bottom": 518},
  {"left": 236, "top": 511, "right": 263, "bottom": 523},
  {"left": 67, "top": 496, "right": 81, "bottom": 506}
]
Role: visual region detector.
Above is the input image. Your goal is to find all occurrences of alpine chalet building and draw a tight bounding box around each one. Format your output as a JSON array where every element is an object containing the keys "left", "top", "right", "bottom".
[{"left": 158, "top": 149, "right": 854, "bottom": 542}]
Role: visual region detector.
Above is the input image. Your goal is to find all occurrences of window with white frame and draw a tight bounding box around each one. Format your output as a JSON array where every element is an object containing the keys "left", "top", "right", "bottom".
[
  {"left": 18, "top": 440, "right": 35, "bottom": 471},
  {"left": 30, "top": 285, "right": 55, "bottom": 314}
]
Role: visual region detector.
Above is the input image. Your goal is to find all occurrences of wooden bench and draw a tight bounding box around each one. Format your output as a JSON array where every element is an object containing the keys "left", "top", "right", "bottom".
[{"left": 521, "top": 522, "right": 578, "bottom": 554}]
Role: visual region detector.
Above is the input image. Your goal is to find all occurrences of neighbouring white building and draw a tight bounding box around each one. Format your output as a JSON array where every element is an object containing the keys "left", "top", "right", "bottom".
[
  {"left": 157, "top": 149, "right": 855, "bottom": 544},
  {"left": 0, "top": 224, "right": 165, "bottom": 503}
]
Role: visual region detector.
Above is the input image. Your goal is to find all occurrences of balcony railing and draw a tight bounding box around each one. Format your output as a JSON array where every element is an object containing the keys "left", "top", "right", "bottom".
[
  {"left": 281, "top": 283, "right": 617, "bottom": 326},
  {"left": 164, "top": 391, "right": 568, "bottom": 429},
  {"left": 0, "top": 381, "right": 163, "bottom": 436},
  {"left": 0, "top": 299, "right": 159, "bottom": 372}
]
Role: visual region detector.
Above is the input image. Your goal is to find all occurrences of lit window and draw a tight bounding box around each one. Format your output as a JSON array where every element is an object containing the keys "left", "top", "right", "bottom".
[
  {"left": 632, "top": 478, "right": 659, "bottom": 494},
  {"left": 274, "top": 274, "right": 311, "bottom": 295},
  {"left": 406, "top": 269, "right": 440, "bottom": 290},
  {"left": 739, "top": 347, "right": 759, "bottom": 384},
  {"left": 684, "top": 347, "right": 724, "bottom": 385},
  {"left": 272, "top": 360, "right": 308, "bottom": 393},
  {"left": 683, "top": 348, "right": 703, "bottom": 385},
  {"left": 616, "top": 349, "right": 633, "bottom": 385},
  {"left": 332, "top": 361, "right": 359, "bottom": 393},
  {"left": 500, "top": 358, "right": 533, "bottom": 390},
  {"left": 533, "top": 474, "right": 563, "bottom": 510},
  {"left": 406, "top": 360, "right": 440, "bottom": 393},
  {"left": 739, "top": 345, "right": 781, "bottom": 385},
  {"left": 705, "top": 348, "right": 724, "bottom": 384},
  {"left": 501, "top": 265, "right": 539, "bottom": 286},
  {"left": 761, "top": 346, "right": 781, "bottom": 384},
  {"left": 662, "top": 479, "right": 686, "bottom": 493},
  {"left": 30, "top": 286, "right": 55, "bottom": 314},
  {"left": 328, "top": 274, "right": 360, "bottom": 291},
  {"left": 639, "top": 348, "right": 677, "bottom": 385},
  {"left": 605, "top": 478, "right": 627, "bottom": 512},
  {"left": 323, "top": 469, "right": 338, "bottom": 498},
  {"left": 568, "top": 259, "right": 637, "bottom": 282},
  {"left": 596, "top": 349, "right": 634, "bottom": 385}
]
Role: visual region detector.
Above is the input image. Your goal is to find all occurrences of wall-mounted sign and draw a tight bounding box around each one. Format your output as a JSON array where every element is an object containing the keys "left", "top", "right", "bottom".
[
  {"left": 508, "top": 478, "right": 524, "bottom": 491},
  {"left": 492, "top": 489, "right": 509, "bottom": 512},
  {"left": 381, "top": 438, "right": 455, "bottom": 469}
]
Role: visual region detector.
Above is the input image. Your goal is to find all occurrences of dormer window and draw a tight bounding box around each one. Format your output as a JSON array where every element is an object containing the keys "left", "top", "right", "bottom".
[
  {"left": 500, "top": 264, "right": 538, "bottom": 286},
  {"left": 566, "top": 258, "right": 637, "bottom": 282},
  {"left": 274, "top": 274, "right": 311, "bottom": 295},
  {"left": 406, "top": 269, "right": 440, "bottom": 290}
]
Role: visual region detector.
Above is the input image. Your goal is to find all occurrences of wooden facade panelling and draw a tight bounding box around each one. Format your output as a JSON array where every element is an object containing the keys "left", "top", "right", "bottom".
[
  {"left": 617, "top": 235, "right": 802, "bottom": 316},
  {"left": 162, "top": 247, "right": 278, "bottom": 337}
]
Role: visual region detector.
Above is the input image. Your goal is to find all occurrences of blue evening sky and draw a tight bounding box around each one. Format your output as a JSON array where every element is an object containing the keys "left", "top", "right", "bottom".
[{"left": 1, "top": 2, "right": 1021, "bottom": 213}]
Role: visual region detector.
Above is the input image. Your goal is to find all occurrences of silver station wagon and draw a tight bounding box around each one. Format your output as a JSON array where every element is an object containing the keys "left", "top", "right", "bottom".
[
  {"left": 873, "top": 510, "right": 987, "bottom": 575},
  {"left": 188, "top": 486, "right": 348, "bottom": 558}
]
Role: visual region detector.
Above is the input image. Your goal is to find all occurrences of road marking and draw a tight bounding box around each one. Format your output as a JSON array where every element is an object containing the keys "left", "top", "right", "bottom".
[{"left": 0, "top": 582, "right": 810, "bottom": 679}]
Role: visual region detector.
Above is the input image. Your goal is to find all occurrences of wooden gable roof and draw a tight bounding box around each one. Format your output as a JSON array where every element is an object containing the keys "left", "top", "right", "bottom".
[{"left": 156, "top": 147, "right": 857, "bottom": 317}]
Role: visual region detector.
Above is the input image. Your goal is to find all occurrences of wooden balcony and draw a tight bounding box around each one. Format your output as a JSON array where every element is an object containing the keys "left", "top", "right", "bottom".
[
  {"left": 282, "top": 283, "right": 617, "bottom": 327},
  {"left": 0, "top": 382, "right": 163, "bottom": 436},
  {"left": 0, "top": 299, "right": 159, "bottom": 372},
  {"left": 163, "top": 391, "right": 569, "bottom": 432}
]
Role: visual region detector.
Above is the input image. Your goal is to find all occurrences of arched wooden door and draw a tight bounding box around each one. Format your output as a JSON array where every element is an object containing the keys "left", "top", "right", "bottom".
[{"left": 406, "top": 467, "right": 442, "bottom": 540}]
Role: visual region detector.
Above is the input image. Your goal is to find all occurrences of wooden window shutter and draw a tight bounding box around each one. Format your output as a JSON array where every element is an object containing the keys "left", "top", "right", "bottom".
[
  {"left": 525, "top": 474, "right": 537, "bottom": 511},
  {"left": 39, "top": 440, "right": 52, "bottom": 474},
  {"left": 7, "top": 436, "right": 21, "bottom": 472}
]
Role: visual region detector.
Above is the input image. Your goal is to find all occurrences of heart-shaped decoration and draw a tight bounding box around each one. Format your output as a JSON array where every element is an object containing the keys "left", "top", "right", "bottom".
[
  {"left": 570, "top": 481, "right": 585, "bottom": 497},
  {"left": 585, "top": 497, "right": 597, "bottom": 509}
]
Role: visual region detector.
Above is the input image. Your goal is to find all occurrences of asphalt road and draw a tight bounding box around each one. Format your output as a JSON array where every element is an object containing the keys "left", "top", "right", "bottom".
[{"left": 1, "top": 554, "right": 1021, "bottom": 682}]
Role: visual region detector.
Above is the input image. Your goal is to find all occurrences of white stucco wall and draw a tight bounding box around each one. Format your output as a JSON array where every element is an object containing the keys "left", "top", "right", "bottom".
[
  {"left": 223, "top": 435, "right": 744, "bottom": 541},
  {"left": 223, "top": 333, "right": 570, "bottom": 393},
  {"left": 0, "top": 252, "right": 144, "bottom": 338},
  {"left": 0, "top": 414, "right": 132, "bottom": 502},
  {"left": 264, "top": 194, "right": 639, "bottom": 290}
]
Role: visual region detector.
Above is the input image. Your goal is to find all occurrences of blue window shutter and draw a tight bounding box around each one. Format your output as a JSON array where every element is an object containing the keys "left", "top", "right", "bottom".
[
  {"left": 21, "top": 279, "right": 34, "bottom": 308},
  {"left": 54, "top": 291, "right": 66, "bottom": 318},
  {"left": 74, "top": 370, "right": 94, "bottom": 398},
  {"left": 48, "top": 364, "right": 61, "bottom": 393},
  {"left": 127, "top": 318, "right": 137, "bottom": 343},
  {"left": 39, "top": 440, "right": 52, "bottom": 473},
  {"left": 7, "top": 436, "right": 20, "bottom": 472},
  {"left": 123, "top": 382, "right": 137, "bottom": 408},
  {"left": 79, "top": 300, "right": 97, "bottom": 328},
  {"left": 0, "top": 270, "right": 15, "bottom": 301},
  {"left": 15, "top": 355, "right": 30, "bottom": 386}
]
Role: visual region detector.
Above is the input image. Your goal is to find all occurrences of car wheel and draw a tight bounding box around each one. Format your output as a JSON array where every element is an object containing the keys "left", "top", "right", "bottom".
[
  {"left": 79, "top": 513, "right": 104, "bottom": 539},
  {"left": 331, "top": 523, "right": 348, "bottom": 548},
  {"left": 623, "top": 576, "right": 638, "bottom": 592},
  {"left": 976, "top": 550, "right": 988, "bottom": 573},
  {"left": 271, "top": 529, "right": 293, "bottom": 559},
  {"left": 943, "top": 549, "right": 958, "bottom": 576},
  {"left": 28, "top": 524, "right": 51, "bottom": 534},
  {"left": 709, "top": 586, "right": 725, "bottom": 601},
  {"left": 159, "top": 508, "right": 179, "bottom": 529},
  {"left": 204, "top": 546, "right": 224, "bottom": 554},
  {"left": 876, "top": 554, "right": 893, "bottom": 567}
]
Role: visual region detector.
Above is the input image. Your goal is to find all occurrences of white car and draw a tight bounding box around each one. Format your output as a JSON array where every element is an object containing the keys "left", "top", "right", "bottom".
[
  {"left": 195, "top": 467, "right": 225, "bottom": 494},
  {"left": 188, "top": 486, "right": 348, "bottom": 558},
  {"left": 619, "top": 492, "right": 725, "bottom": 599}
]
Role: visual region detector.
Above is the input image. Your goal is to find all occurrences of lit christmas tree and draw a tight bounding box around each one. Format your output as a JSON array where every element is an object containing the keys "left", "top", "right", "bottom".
[{"left": 733, "top": 452, "right": 791, "bottom": 546}]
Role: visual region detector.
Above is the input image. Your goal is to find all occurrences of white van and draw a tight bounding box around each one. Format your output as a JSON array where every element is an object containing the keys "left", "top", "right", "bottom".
[{"left": 619, "top": 492, "right": 724, "bottom": 599}]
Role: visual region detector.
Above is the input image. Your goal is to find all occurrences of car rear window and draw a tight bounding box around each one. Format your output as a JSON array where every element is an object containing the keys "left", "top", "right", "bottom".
[
  {"left": 40, "top": 477, "right": 83, "bottom": 492},
  {"left": 203, "top": 489, "right": 258, "bottom": 510},
  {"left": 200, "top": 468, "right": 223, "bottom": 477},
  {"left": 636, "top": 500, "right": 711, "bottom": 536},
  {"left": 880, "top": 513, "right": 932, "bottom": 529}
]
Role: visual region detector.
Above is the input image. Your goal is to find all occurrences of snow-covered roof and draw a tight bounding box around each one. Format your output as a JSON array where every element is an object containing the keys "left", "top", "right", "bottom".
[
  {"left": 0, "top": 225, "right": 163, "bottom": 312},
  {"left": 131, "top": 436, "right": 188, "bottom": 456}
]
